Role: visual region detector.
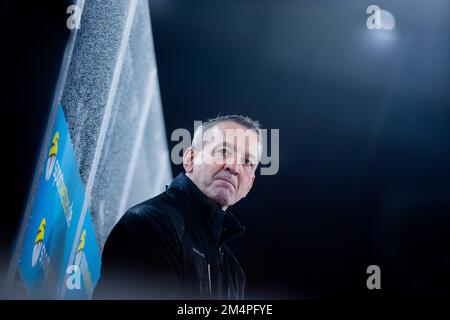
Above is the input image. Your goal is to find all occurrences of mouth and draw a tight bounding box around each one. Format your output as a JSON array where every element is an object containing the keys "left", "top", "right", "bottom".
[{"left": 214, "top": 178, "right": 236, "bottom": 191}]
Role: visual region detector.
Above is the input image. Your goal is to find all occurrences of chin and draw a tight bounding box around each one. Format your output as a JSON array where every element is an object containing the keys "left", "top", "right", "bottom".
[{"left": 211, "top": 188, "right": 233, "bottom": 207}]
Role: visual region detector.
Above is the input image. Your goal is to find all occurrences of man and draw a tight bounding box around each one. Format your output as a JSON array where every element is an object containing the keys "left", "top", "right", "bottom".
[{"left": 94, "top": 115, "right": 262, "bottom": 299}]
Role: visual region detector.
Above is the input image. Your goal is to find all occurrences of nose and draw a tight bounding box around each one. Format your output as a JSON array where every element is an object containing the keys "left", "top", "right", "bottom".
[{"left": 224, "top": 162, "right": 239, "bottom": 175}]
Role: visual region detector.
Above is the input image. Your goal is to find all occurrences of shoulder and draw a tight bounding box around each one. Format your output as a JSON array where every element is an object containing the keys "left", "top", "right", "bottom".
[{"left": 117, "top": 191, "right": 185, "bottom": 242}]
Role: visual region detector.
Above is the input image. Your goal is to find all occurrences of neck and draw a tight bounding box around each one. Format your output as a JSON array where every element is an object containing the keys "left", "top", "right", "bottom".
[{"left": 185, "top": 172, "right": 229, "bottom": 211}]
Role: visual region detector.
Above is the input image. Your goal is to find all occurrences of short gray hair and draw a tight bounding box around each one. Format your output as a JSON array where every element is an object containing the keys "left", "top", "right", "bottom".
[{"left": 192, "top": 114, "right": 263, "bottom": 159}]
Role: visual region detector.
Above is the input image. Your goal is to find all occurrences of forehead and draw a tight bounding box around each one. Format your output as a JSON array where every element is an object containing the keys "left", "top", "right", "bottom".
[{"left": 204, "top": 121, "right": 259, "bottom": 150}]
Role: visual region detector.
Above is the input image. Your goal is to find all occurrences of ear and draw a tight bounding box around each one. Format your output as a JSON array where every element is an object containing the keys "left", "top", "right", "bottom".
[
  {"left": 183, "top": 146, "right": 195, "bottom": 173},
  {"left": 243, "top": 174, "right": 255, "bottom": 198}
]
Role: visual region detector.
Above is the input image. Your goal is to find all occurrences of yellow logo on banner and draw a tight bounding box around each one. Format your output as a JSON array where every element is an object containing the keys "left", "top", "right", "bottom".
[
  {"left": 45, "top": 132, "right": 59, "bottom": 181},
  {"left": 77, "top": 230, "right": 86, "bottom": 253},
  {"left": 75, "top": 229, "right": 92, "bottom": 291},
  {"left": 31, "top": 218, "right": 46, "bottom": 267},
  {"left": 35, "top": 218, "right": 46, "bottom": 244}
]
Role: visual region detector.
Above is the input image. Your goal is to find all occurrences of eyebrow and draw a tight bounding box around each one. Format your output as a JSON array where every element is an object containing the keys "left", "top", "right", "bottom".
[{"left": 218, "top": 142, "right": 258, "bottom": 161}]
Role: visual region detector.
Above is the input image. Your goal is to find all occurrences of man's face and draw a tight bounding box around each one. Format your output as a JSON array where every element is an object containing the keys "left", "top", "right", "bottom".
[{"left": 184, "top": 121, "right": 259, "bottom": 209}]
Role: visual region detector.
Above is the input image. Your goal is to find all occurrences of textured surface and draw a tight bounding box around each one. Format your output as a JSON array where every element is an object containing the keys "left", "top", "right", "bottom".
[{"left": 60, "top": 0, "right": 171, "bottom": 249}]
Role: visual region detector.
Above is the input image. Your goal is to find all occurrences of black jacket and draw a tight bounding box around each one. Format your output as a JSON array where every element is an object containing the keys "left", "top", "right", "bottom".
[{"left": 94, "top": 173, "right": 247, "bottom": 299}]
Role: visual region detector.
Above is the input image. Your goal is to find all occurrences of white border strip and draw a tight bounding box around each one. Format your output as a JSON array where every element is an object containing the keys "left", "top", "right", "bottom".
[{"left": 116, "top": 69, "right": 157, "bottom": 222}]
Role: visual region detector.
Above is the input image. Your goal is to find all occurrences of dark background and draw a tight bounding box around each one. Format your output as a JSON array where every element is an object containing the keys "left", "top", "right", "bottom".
[{"left": 2, "top": 0, "right": 450, "bottom": 298}]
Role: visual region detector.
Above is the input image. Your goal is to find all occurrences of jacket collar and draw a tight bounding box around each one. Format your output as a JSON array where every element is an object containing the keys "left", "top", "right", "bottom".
[{"left": 167, "top": 172, "right": 246, "bottom": 247}]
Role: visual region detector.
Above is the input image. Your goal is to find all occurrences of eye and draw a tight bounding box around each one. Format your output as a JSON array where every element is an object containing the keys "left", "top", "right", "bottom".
[
  {"left": 215, "top": 147, "right": 230, "bottom": 157},
  {"left": 244, "top": 158, "right": 255, "bottom": 167}
]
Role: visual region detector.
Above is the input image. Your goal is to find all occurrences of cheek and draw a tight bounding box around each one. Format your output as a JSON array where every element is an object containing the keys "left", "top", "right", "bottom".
[
  {"left": 201, "top": 164, "right": 224, "bottom": 184},
  {"left": 211, "top": 163, "right": 227, "bottom": 176},
  {"left": 238, "top": 174, "right": 253, "bottom": 193}
]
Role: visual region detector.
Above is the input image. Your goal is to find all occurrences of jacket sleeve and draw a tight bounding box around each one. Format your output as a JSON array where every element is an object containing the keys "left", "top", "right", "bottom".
[{"left": 93, "top": 208, "right": 183, "bottom": 299}]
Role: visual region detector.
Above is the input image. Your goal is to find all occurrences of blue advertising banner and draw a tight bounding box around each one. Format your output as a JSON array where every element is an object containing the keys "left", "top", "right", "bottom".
[
  {"left": 62, "top": 211, "right": 101, "bottom": 299},
  {"left": 18, "top": 104, "right": 100, "bottom": 299}
]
